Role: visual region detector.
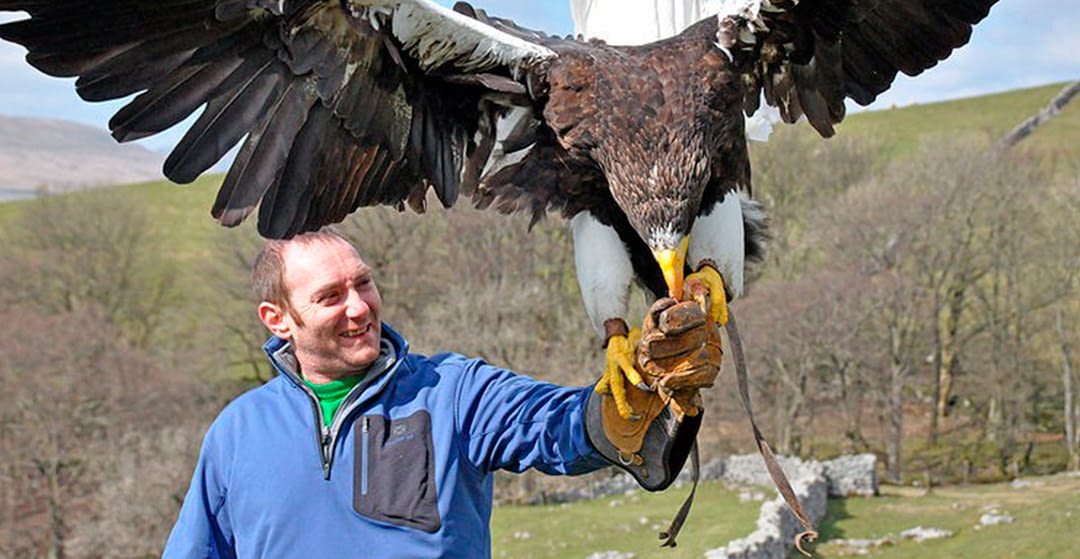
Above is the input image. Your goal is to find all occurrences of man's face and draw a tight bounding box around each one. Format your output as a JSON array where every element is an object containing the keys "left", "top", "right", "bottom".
[{"left": 264, "top": 238, "right": 383, "bottom": 381}]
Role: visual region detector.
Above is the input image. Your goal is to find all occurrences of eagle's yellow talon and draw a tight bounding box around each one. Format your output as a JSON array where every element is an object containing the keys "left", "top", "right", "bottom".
[
  {"left": 596, "top": 328, "right": 644, "bottom": 419},
  {"left": 686, "top": 265, "right": 729, "bottom": 325}
]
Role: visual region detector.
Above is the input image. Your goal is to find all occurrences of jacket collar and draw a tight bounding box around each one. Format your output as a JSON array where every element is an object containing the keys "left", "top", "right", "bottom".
[{"left": 262, "top": 322, "right": 410, "bottom": 385}]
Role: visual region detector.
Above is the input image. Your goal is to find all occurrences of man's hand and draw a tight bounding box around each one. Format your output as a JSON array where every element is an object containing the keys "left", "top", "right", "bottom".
[{"left": 635, "top": 279, "right": 722, "bottom": 417}]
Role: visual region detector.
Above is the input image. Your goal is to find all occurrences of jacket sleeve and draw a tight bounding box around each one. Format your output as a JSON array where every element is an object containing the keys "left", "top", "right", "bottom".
[
  {"left": 161, "top": 424, "right": 236, "bottom": 559},
  {"left": 451, "top": 356, "right": 609, "bottom": 475}
]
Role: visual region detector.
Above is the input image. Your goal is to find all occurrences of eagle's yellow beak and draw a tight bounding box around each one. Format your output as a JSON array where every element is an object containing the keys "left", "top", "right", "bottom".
[{"left": 653, "top": 237, "right": 689, "bottom": 299}]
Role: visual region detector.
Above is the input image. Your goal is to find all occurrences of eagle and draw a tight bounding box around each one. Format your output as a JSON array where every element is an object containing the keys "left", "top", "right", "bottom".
[{"left": 0, "top": 0, "right": 999, "bottom": 417}]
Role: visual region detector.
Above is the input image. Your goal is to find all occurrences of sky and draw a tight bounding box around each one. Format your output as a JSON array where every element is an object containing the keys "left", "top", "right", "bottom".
[{"left": 0, "top": 0, "right": 1077, "bottom": 153}]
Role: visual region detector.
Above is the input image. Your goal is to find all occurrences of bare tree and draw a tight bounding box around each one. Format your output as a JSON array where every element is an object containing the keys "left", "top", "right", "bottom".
[
  {"left": 1055, "top": 307, "right": 1079, "bottom": 471},
  {"left": 750, "top": 128, "right": 883, "bottom": 281},
  {"left": 66, "top": 423, "right": 210, "bottom": 559},
  {"left": 0, "top": 189, "right": 178, "bottom": 348},
  {"left": 814, "top": 155, "right": 939, "bottom": 482},
  {"left": 739, "top": 268, "right": 876, "bottom": 456}
]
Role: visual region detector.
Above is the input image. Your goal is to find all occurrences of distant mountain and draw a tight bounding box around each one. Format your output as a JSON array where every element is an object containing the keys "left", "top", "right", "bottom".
[{"left": 0, "top": 115, "right": 165, "bottom": 199}]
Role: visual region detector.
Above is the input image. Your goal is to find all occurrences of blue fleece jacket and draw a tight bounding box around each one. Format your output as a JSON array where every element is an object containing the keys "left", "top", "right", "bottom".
[{"left": 162, "top": 324, "right": 608, "bottom": 559}]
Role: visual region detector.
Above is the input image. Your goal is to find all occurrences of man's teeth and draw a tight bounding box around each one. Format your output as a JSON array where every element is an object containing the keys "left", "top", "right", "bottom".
[{"left": 341, "top": 326, "right": 368, "bottom": 337}]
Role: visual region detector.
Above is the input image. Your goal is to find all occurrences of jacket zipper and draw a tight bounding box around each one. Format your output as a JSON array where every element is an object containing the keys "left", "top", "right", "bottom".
[
  {"left": 278, "top": 340, "right": 400, "bottom": 480},
  {"left": 360, "top": 417, "right": 370, "bottom": 496},
  {"left": 302, "top": 391, "right": 333, "bottom": 479}
]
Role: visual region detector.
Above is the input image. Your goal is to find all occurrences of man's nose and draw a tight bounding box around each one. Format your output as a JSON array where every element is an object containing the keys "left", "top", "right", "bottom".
[{"left": 344, "top": 289, "right": 369, "bottom": 318}]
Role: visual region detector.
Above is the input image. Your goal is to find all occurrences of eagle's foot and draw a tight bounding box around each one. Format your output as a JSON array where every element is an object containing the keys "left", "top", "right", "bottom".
[
  {"left": 594, "top": 327, "right": 645, "bottom": 420},
  {"left": 685, "top": 263, "right": 728, "bottom": 326}
]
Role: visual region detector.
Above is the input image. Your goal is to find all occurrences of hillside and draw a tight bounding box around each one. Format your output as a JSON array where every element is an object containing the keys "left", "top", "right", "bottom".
[
  {"left": 1, "top": 80, "right": 1074, "bottom": 207},
  {"left": 837, "top": 81, "right": 1080, "bottom": 157},
  {"left": 0, "top": 114, "right": 166, "bottom": 200}
]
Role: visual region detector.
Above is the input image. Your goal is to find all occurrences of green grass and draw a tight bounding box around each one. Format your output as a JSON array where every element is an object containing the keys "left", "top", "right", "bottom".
[
  {"left": 491, "top": 480, "right": 761, "bottom": 559},
  {"left": 815, "top": 474, "right": 1080, "bottom": 559},
  {"left": 489, "top": 474, "right": 1080, "bottom": 559},
  {"left": 838, "top": 82, "right": 1080, "bottom": 158}
]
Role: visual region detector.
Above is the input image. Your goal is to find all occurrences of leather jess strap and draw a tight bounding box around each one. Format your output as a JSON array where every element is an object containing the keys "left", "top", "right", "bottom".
[
  {"left": 726, "top": 310, "right": 819, "bottom": 556},
  {"left": 657, "top": 440, "right": 698, "bottom": 547},
  {"left": 656, "top": 309, "right": 818, "bottom": 553}
]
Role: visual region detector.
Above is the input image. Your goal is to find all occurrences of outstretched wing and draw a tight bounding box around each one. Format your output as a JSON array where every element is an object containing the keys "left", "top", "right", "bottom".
[
  {"left": 721, "top": 0, "right": 999, "bottom": 137},
  {"left": 0, "top": 0, "right": 557, "bottom": 238}
]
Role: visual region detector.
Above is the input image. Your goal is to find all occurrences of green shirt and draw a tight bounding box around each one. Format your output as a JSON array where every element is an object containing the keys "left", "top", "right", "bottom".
[{"left": 303, "top": 374, "right": 366, "bottom": 428}]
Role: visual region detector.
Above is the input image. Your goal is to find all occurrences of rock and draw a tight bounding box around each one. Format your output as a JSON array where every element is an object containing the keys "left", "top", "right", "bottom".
[
  {"left": 823, "top": 454, "right": 878, "bottom": 497},
  {"left": 584, "top": 551, "right": 635, "bottom": 559},
  {"left": 900, "top": 526, "right": 954, "bottom": 542},
  {"left": 828, "top": 536, "right": 893, "bottom": 555},
  {"left": 979, "top": 513, "right": 1015, "bottom": 526}
]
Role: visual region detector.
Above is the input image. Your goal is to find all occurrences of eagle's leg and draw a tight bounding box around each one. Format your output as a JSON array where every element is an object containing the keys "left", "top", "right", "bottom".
[
  {"left": 594, "top": 320, "right": 646, "bottom": 420},
  {"left": 685, "top": 261, "right": 729, "bottom": 326}
]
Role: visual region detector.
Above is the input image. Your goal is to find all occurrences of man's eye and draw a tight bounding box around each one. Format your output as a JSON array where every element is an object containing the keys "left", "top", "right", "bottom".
[{"left": 319, "top": 292, "right": 340, "bottom": 304}]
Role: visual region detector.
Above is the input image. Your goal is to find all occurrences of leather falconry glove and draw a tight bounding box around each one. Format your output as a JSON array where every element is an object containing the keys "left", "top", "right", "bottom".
[
  {"left": 636, "top": 279, "right": 723, "bottom": 418},
  {"left": 585, "top": 277, "right": 722, "bottom": 491}
]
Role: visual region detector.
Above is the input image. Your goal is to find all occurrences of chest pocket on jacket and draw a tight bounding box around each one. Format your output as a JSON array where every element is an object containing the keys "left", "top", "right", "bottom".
[{"left": 354, "top": 411, "right": 441, "bottom": 532}]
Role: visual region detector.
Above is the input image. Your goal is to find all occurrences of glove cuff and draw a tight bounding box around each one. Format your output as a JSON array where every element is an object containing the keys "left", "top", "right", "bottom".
[{"left": 584, "top": 388, "right": 701, "bottom": 491}]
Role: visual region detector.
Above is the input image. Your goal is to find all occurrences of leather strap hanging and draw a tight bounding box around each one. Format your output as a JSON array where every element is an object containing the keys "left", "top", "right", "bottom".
[
  {"left": 658, "top": 440, "right": 698, "bottom": 547},
  {"left": 726, "top": 310, "right": 818, "bottom": 556}
]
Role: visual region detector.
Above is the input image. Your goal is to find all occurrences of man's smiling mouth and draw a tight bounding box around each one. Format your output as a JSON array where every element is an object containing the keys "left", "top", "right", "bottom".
[{"left": 339, "top": 325, "right": 371, "bottom": 338}]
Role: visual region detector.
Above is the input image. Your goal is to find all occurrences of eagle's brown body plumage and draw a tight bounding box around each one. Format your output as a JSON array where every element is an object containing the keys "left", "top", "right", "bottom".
[{"left": 512, "top": 17, "right": 751, "bottom": 296}]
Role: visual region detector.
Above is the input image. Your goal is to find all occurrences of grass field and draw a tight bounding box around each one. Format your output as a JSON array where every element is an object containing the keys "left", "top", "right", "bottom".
[
  {"left": 490, "top": 480, "right": 761, "bottom": 559},
  {"left": 816, "top": 473, "right": 1080, "bottom": 559},
  {"left": 489, "top": 473, "right": 1080, "bottom": 559}
]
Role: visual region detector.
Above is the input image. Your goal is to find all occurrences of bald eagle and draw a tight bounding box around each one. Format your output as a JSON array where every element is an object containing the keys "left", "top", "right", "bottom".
[{"left": 0, "top": 0, "right": 999, "bottom": 417}]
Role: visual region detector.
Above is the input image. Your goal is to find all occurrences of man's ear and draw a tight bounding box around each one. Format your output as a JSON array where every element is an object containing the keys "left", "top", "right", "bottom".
[{"left": 258, "top": 302, "right": 293, "bottom": 340}]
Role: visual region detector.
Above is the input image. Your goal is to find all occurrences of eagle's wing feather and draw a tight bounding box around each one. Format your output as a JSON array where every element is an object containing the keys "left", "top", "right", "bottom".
[
  {"left": 725, "top": 0, "right": 997, "bottom": 137},
  {"left": 0, "top": 0, "right": 560, "bottom": 238}
]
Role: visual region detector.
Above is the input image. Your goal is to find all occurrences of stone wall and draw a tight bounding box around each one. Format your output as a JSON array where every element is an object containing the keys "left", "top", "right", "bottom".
[
  {"left": 703, "top": 456, "right": 828, "bottom": 559},
  {"left": 528, "top": 453, "right": 877, "bottom": 504},
  {"left": 700, "top": 453, "right": 877, "bottom": 559}
]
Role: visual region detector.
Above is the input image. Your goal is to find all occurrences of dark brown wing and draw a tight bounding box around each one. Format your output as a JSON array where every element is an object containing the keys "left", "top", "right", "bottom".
[
  {"left": 723, "top": 0, "right": 1000, "bottom": 137},
  {"left": 0, "top": 0, "right": 559, "bottom": 238}
]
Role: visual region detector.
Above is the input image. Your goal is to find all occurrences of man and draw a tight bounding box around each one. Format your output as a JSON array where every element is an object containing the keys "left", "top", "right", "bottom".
[{"left": 162, "top": 230, "right": 715, "bottom": 558}]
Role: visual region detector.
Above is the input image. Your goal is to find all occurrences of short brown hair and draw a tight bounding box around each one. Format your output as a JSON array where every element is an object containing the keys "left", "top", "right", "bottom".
[{"left": 251, "top": 229, "right": 354, "bottom": 316}]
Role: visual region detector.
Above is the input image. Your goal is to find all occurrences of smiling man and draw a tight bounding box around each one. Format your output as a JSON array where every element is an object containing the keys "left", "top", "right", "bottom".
[{"left": 162, "top": 229, "right": 715, "bottom": 559}]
